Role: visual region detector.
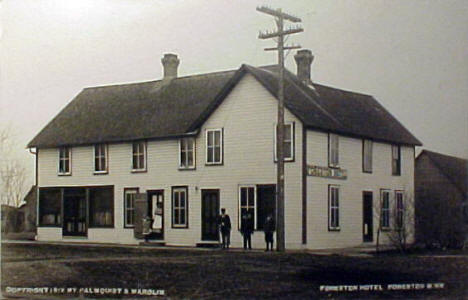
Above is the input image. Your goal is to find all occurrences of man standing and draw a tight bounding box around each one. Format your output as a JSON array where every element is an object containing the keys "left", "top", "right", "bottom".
[
  {"left": 240, "top": 210, "right": 254, "bottom": 250},
  {"left": 218, "top": 208, "right": 231, "bottom": 249},
  {"left": 264, "top": 214, "right": 276, "bottom": 251}
]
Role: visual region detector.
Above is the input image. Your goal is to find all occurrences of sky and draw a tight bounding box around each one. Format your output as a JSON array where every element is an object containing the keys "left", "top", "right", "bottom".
[{"left": 1, "top": 0, "right": 467, "bottom": 191}]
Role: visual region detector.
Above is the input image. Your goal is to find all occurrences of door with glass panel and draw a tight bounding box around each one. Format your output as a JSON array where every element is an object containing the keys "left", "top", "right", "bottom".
[
  {"left": 63, "top": 188, "right": 87, "bottom": 236},
  {"left": 148, "top": 190, "right": 164, "bottom": 240}
]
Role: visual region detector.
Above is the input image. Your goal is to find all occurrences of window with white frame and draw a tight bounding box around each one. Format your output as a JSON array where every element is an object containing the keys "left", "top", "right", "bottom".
[
  {"left": 206, "top": 129, "right": 223, "bottom": 165},
  {"left": 274, "top": 123, "right": 294, "bottom": 161},
  {"left": 391, "top": 145, "right": 401, "bottom": 175},
  {"left": 94, "top": 144, "right": 108, "bottom": 173},
  {"left": 172, "top": 187, "right": 188, "bottom": 228},
  {"left": 328, "top": 133, "right": 339, "bottom": 167},
  {"left": 58, "top": 147, "right": 71, "bottom": 175},
  {"left": 363, "top": 139, "right": 373, "bottom": 173},
  {"left": 179, "top": 138, "right": 195, "bottom": 169},
  {"left": 132, "top": 141, "right": 146, "bottom": 171},
  {"left": 395, "top": 191, "right": 404, "bottom": 229},
  {"left": 124, "top": 188, "right": 138, "bottom": 228},
  {"left": 381, "top": 190, "right": 390, "bottom": 229},
  {"left": 328, "top": 185, "right": 340, "bottom": 230},
  {"left": 239, "top": 186, "right": 256, "bottom": 230}
]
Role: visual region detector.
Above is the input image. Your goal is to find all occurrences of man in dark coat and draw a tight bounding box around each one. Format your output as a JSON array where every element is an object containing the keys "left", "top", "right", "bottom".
[
  {"left": 218, "top": 208, "right": 231, "bottom": 249},
  {"left": 240, "top": 210, "right": 254, "bottom": 250},
  {"left": 264, "top": 214, "right": 276, "bottom": 251}
]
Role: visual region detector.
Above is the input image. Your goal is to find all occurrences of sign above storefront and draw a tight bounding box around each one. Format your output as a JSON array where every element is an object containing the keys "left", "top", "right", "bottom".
[{"left": 307, "top": 165, "right": 347, "bottom": 180}]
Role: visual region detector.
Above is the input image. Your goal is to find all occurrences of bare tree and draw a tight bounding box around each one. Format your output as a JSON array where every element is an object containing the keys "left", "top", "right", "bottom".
[
  {"left": 385, "top": 191, "right": 415, "bottom": 252},
  {"left": 373, "top": 189, "right": 415, "bottom": 253},
  {"left": 0, "top": 126, "right": 28, "bottom": 207}
]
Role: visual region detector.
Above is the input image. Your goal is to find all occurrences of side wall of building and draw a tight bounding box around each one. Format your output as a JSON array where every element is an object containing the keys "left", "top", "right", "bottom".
[
  {"left": 415, "top": 154, "right": 465, "bottom": 246},
  {"left": 306, "top": 130, "right": 415, "bottom": 249},
  {"left": 37, "top": 74, "right": 305, "bottom": 248}
]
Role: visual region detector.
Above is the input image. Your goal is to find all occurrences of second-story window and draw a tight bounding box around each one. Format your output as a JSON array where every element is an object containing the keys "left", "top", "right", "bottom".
[
  {"left": 94, "top": 144, "right": 108, "bottom": 173},
  {"left": 274, "top": 123, "right": 294, "bottom": 161},
  {"left": 391, "top": 145, "right": 401, "bottom": 175},
  {"left": 179, "top": 138, "right": 195, "bottom": 169},
  {"left": 328, "top": 133, "right": 339, "bottom": 168},
  {"left": 58, "top": 147, "right": 71, "bottom": 175},
  {"left": 363, "top": 139, "right": 373, "bottom": 173},
  {"left": 132, "top": 141, "right": 146, "bottom": 171},
  {"left": 206, "top": 129, "right": 223, "bottom": 165}
]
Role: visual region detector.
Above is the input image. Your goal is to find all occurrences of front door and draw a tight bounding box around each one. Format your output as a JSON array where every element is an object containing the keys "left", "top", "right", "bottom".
[
  {"left": 63, "top": 188, "right": 87, "bottom": 236},
  {"left": 148, "top": 190, "right": 164, "bottom": 240},
  {"left": 363, "top": 191, "right": 373, "bottom": 242},
  {"left": 201, "top": 190, "right": 220, "bottom": 241}
]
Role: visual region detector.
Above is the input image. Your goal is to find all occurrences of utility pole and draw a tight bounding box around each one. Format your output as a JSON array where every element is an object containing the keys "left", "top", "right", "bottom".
[{"left": 257, "top": 6, "right": 303, "bottom": 252}]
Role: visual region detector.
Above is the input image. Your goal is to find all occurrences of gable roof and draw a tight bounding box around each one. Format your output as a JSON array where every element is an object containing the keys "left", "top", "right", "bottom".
[
  {"left": 417, "top": 150, "right": 468, "bottom": 195},
  {"left": 28, "top": 64, "right": 421, "bottom": 148}
]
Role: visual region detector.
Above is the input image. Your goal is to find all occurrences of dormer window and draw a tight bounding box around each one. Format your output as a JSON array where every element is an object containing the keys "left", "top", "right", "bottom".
[
  {"left": 94, "top": 144, "right": 108, "bottom": 174},
  {"left": 132, "top": 141, "right": 146, "bottom": 172},
  {"left": 179, "top": 138, "right": 195, "bottom": 169},
  {"left": 58, "top": 147, "right": 71, "bottom": 175}
]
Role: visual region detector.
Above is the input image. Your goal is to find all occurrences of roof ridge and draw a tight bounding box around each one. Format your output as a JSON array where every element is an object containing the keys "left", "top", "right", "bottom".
[
  {"left": 83, "top": 68, "right": 239, "bottom": 91},
  {"left": 312, "top": 82, "right": 373, "bottom": 97},
  {"left": 174, "top": 68, "right": 238, "bottom": 80},
  {"left": 283, "top": 70, "right": 343, "bottom": 128},
  {"left": 423, "top": 149, "right": 468, "bottom": 162},
  {"left": 423, "top": 150, "right": 467, "bottom": 195}
]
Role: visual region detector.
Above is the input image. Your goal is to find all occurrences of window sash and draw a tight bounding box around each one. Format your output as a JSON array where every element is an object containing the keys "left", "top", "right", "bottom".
[
  {"left": 94, "top": 144, "right": 107, "bottom": 172},
  {"left": 124, "top": 189, "right": 137, "bottom": 227},
  {"left": 179, "top": 138, "right": 195, "bottom": 168},
  {"left": 363, "top": 139, "right": 373, "bottom": 172},
  {"left": 274, "top": 123, "right": 294, "bottom": 161},
  {"left": 328, "top": 134, "right": 339, "bottom": 167},
  {"left": 395, "top": 191, "right": 404, "bottom": 228},
  {"left": 132, "top": 142, "right": 146, "bottom": 170},
  {"left": 206, "top": 129, "right": 222, "bottom": 164},
  {"left": 172, "top": 188, "right": 188, "bottom": 227},
  {"left": 58, "top": 147, "right": 71, "bottom": 174},
  {"left": 239, "top": 186, "right": 256, "bottom": 230},
  {"left": 328, "top": 186, "right": 340, "bottom": 229},
  {"left": 381, "top": 191, "right": 390, "bottom": 228},
  {"left": 392, "top": 145, "right": 401, "bottom": 175}
]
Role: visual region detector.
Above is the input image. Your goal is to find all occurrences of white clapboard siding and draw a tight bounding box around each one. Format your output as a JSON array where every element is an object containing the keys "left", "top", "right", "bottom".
[
  {"left": 306, "top": 130, "right": 414, "bottom": 249},
  {"left": 37, "top": 74, "right": 304, "bottom": 249}
]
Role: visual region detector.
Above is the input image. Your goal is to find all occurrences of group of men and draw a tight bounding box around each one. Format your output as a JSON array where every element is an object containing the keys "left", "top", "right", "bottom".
[{"left": 218, "top": 208, "right": 276, "bottom": 251}]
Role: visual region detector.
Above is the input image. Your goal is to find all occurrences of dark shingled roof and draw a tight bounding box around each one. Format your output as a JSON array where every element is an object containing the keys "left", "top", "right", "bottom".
[
  {"left": 418, "top": 150, "right": 468, "bottom": 195},
  {"left": 28, "top": 64, "right": 421, "bottom": 148}
]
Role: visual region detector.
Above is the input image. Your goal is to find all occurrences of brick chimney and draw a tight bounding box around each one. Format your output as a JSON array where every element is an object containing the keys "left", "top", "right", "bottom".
[
  {"left": 161, "top": 53, "right": 179, "bottom": 79},
  {"left": 294, "top": 49, "right": 314, "bottom": 84}
]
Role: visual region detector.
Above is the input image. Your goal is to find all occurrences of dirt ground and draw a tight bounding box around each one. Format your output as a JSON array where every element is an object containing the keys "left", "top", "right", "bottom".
[{"left": 1, "top": 242, "right": 467, "bottom": 299}]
